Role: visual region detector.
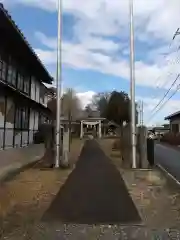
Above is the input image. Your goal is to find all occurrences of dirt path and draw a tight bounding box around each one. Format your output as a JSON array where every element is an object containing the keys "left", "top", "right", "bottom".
[{"left": 43, "top": 140, "right": 141, "bottom": 224}]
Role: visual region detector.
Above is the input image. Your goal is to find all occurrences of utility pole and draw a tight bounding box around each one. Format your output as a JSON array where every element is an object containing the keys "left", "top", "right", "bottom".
[
  {"left": 129, "top": 0, "right": 136, "bottom": 168},
  {"left": 141, "top": 100, "right": 144, "bottom": 126},
  {"left": 138, "top": 101, "right": 142, "bottom": 126},
  {"left": 139, "top": 100, "right": 144, "bottom": 126},
  {"left": 55, "top": 0, "right": 62, "bottom": 168}
]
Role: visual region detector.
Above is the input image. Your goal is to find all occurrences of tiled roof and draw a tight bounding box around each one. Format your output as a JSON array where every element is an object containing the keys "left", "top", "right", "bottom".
[
  {"left": 0, "top": 3, "right": 53, "bottom": 84},
  {"left": 164, "top": 111, "right": 180, "bottom": 120}
]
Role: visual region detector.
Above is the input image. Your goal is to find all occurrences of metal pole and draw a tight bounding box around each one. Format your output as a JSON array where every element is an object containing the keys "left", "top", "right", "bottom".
[
  {"left": 129, "top": 0, "right": 136, "bottom": 168},
  {"left": 141, "top": 100, "right": 144, "bottom": 126},
  {"left": 138, "top": 101, "right": 141, "bottom": 126},
  {"left": 55, "top": 0, "right": 62, "bottom": 168}
]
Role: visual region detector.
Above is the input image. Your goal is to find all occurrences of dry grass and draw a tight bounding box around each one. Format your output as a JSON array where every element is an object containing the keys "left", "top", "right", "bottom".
[
  {"left": 69, "top": 138, "right": 84, "bottom": 166},
  {"left": 99, "top": 138, "right": 122, "bottom": 168},
  {"left": 0, "top": 138, "right": 84, "bottom": 236}
]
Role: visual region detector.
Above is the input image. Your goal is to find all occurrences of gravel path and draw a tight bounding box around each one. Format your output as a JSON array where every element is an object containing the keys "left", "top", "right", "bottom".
[{"left": 43, "top": 140, "right": 141, "bottom": 224}]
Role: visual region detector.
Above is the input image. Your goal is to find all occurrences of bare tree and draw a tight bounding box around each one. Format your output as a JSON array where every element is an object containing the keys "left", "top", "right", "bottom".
[
  {"left": 47, "top": 88, "right": 81, "bottom": 120},
  {"left": 61, "top": 88, "right": 81, "bottom": 120},
  {"left": 61, "top": 88, "right": 81, "bottom": 143},
  {"left": 92, "top": 92, "right": 111, "bottom": 117}
]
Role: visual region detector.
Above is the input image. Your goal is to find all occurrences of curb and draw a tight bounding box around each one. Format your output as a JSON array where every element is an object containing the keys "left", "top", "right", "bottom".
[
  {"left": 0, "top": 157, "right": 42, "bottom": 184},
  {"left": 156, "top": 163, "right": 180, "bottom": 186}
]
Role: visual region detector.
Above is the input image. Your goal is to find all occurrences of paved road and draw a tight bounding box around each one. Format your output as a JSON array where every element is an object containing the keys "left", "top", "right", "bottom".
[
  {"left": 43, "top": 140, "right": 141, "bottom": 224},
  {"left": 155, "top": 143, "right": 180, "bottom": 182}
]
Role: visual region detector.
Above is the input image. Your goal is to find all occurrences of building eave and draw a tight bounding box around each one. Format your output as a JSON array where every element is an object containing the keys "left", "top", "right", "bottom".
[
  {"left": 164, "top": 111, "right": 180, "bottom": 120},
  {"left": 0, "top": 81, "right": 52, "bottom": 114},
  {"left": 0, "top": 3, "right": 53, "bottom": 84}
]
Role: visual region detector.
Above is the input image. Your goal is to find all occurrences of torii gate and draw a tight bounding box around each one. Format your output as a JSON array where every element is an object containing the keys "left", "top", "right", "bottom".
[{"left": 80, "top": 120, "right": 102, "bottom": 139}]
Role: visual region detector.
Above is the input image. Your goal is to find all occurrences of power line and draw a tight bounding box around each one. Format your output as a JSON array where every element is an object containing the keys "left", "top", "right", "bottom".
[
  {"left": 146, "top": 29, "right": 180, "bottom": 121},
  {"left": 153, "top": 49, "right": 180, "bottom": 93},
  {"left": 150, "top": 74, "right": 180, "bottom": 114},
  {"left": 147, "top": 84, "right": 180, "bottom": 123},
  {"left": 150, "top": 28, "right": 180, "bottom": 97},
  {"left": 172, "top": 28, "right": 180, "bottom": 40}
]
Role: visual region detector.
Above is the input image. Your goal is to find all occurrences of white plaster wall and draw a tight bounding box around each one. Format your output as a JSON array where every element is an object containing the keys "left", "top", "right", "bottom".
[
  {"left": 0, "top": 129, "right": 4, "bottom": 150},
  {"left": 14, "top": 131, "right": 21, "bottom": 147},
  {"left": 44, "top": 95, "right": 48, "bottom": 107},
  {"left": 29, "top": 130, "right": 34, "bottom": 144},
  {"left": 22, "top": 131, "right": 28, "bottom": 146},
  {"left": 34, "top": 111, "right": 39, "bottom": 130},
  {"left": 39, "top": 96, "right": 48, "bottom": 108},
  {"left": 31, "top": 77, "right": 40, "bottom": 103},
  {"left": 31, "top": 77, "right": 36, "bottom": 101},
  {"left": 39, "top": 83, "right": 48, "bottom": 107},
  {"left": 40, "top": 97, "right": 43, "bottom": 105},
  {"left": 5, "top": 97, "right": 14, "bottom": 148},
  {"left": 0, "top": 95, "right": 5, "bottom": 128},
  {"left": 35, "top": 81, "right": 40, "bottom": 103},
  {"left": 5, "top": 97, "right": 14, "bottom": 128},
  {"left": 5, "top": 129, "right": 13, "bottom": 148},
  {"left": 29, "top": 109, "right": 35, "bottom": 130},
  {"left": 0, "top": 95, "right": 4, "bottom": 147}
]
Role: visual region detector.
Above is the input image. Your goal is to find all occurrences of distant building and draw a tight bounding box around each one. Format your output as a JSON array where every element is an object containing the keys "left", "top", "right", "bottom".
[
  {"left": 165, "top": 111, "right": 180, "bottom": 134},
  {"left": 0, "top": 4, "right": 53, "bottom": 149}
]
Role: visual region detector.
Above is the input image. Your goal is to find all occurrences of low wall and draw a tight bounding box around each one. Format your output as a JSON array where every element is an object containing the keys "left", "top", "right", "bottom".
[{"left": 0, "top": 144, "right": 45, "bottom": 179}]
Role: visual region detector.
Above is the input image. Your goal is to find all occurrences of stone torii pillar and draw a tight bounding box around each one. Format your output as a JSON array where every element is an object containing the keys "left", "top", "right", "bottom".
[
  {"left": 80, "top": 120, "right": 84, "bottom": 139},
  {"left": 98, "top": 120, "right": 102, "bottom": 138}
]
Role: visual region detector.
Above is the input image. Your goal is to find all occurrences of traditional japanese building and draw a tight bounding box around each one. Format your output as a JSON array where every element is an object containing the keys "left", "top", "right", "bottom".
[{"left": 0, "top": 4, "right": 53, "bottom": 149}]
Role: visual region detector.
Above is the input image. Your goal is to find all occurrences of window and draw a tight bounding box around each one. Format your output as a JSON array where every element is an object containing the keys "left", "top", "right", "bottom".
[
  {"left": 22, "top": 107, "right": 29, "bottom": 129},
  {"left": 23, "top": 76, "right": 30, "bottom": 95},
  {"left": 7, "top": 64, "right": 17, "bottom": 86},
  {"left": 40, "top": 86, "right": 45, "bottom": 104},
  {"left": 0, "top": 55, "right": 7, "bottom": 81},
  {"left": 17, "top": 73, "right": 24, "bottom": 91},
  {"left": 15, "top": 107, "right": 21, "bottom": 129},
  {"left": 15, "top": 106, "right": 29, "bottom": 130}
]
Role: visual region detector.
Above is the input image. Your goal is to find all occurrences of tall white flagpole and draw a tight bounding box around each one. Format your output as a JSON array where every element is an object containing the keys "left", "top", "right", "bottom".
[
  {"left": 55, "top": 0, "right": 62, "bottom": 168},
  {"left": 129, "top": 0, "right": 136, "bottom": 168}
]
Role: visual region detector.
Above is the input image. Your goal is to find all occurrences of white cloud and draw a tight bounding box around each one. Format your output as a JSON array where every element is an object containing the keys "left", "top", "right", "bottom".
[
  {"left": 137, "top": 95, "right": 180, "bottom": 125},
  {"left": 35, "top": 48, "right": 56, "bottom": 64},
  {"left": 5, "top": 1, "right": 180, "bottom": 87},
  {"left": 35, "top": 32, "right": 57, "bottom": 49},
  {"left": 77, "top": 91, "right": 96, "bottom": 108},
  {"left": 4, "top": 0, "right": 180, "bottom": 124},
  {"left": 6, "top": 0, "right": 180, "bottom": 41},
  {"left": 34, "top": 32, "right": 180, "bottom": 90}
]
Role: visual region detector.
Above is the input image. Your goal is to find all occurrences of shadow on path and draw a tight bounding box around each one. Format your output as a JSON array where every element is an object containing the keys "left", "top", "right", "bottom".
[{"left": 42, "top": 140, "right": 141, "bottom": 224}]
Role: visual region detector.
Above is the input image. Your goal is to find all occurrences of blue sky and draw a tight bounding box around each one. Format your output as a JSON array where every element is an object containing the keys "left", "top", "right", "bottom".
[{"left": 3, "top": 0, "right": 180, "bottom": 126}]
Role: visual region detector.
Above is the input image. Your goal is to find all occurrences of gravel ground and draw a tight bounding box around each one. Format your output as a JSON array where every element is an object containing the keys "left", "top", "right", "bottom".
[
  {"left": 99, "top": 139, "right": 180, "bottom": 232},
  {"left": 0, "top": 139, "right": 83, "bottom": 239},
  {"left": 1, "top": 139, "right": 180, "bottom": 239},
  {"left": 121, "top": 169, "right": 180, "bottom": 229}
]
